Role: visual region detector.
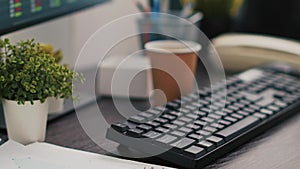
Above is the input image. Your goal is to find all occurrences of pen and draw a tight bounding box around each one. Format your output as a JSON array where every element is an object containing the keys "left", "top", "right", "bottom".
[
  {"left": 188, "top": 12, "right": 203, "bottom": 24},
  {"left": 135, "top": 1, "right": 150, "bottom": 13},
  {"left": 180, "top": 2, "right": 194, "bottom": 18},
  {"left": 161, "top": 0, "right": 169, "bottom": 12},
  {"left": 151, "top": 0, "right": 161, "bottom": 12},
  {"left": 135, "top": 1, "right": 146, "bottom": 13}
]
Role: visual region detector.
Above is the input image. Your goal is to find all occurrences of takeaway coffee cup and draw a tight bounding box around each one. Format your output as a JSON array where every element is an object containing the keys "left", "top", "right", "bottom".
[{"left": 145, "top": 40, "right": 201, "bottom": 105}]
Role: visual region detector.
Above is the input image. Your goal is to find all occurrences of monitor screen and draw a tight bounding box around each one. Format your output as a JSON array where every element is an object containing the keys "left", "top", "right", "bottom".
[{"left": 0, "top": 0, "right": 109, "bottom": 35}]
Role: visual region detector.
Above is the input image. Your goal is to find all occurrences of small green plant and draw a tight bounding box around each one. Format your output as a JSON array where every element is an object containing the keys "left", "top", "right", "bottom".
[
  {"left": 195, "top": 0, "right": 243, "bottom": 18},
  {"left": 40, "top": 44, "right": 63, "bottom": 64},
  {"left": 0, "top": 38, "right": 84, "bottom": 105}
]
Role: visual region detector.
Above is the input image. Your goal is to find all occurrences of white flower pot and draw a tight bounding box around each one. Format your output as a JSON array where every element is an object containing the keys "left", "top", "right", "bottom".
[
  {"left": 48, "top": 97, "right": 64, "bottom": 114},
  {"left": 2, "top": 99, "right": 49, "bottom": 145}
]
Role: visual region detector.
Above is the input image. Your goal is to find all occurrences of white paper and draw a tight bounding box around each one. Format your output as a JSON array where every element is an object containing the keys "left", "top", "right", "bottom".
[{"left": 0, "top": 140, "right": 174, "bottom": 169}]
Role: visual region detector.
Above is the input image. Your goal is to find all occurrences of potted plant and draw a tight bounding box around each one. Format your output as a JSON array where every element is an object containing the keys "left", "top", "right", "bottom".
[
  {"left": 0, "top": 38, "right": 83, "bottom": 145},
  {"left": 40, "top": 44, "right": 66, "bottom": 114},
  {"left": 194, "top": 0, "right": 243, "bottom": 38}
]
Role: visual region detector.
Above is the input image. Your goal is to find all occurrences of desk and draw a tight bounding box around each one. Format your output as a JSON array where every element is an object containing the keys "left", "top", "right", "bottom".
[{"left": 20, "top": 63, "right": 300, "bottom": 168}]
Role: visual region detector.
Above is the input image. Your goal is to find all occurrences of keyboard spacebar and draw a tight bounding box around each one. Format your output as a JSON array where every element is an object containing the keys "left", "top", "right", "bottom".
[{"left": 215, "top": 116, "right": 259, "bottom": 141}]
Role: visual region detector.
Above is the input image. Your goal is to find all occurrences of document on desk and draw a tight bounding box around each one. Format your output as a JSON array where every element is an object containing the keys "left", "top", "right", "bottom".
[{"left": 0, "top": 140, "right": 174, "bottom": 169}]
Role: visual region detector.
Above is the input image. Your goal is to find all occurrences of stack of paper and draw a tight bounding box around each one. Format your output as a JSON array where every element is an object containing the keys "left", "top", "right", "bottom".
[{"left": 0, "top": 140, "right": 174, "bottom": 169}]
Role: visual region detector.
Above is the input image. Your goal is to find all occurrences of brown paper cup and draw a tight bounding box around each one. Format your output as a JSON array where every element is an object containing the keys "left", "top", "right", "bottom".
[{"left": 145, "top": 40, "right": 201, "bottom": 105}]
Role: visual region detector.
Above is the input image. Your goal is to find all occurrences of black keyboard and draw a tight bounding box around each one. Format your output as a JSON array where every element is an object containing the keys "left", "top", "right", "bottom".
[{"left": 106, "top": 64, "right": 300, "bottom": 169}]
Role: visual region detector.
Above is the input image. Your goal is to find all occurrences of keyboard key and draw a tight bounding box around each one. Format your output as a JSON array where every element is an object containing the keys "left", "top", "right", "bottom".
[
  {"left": 184, "top": 146, "right": 206, "bottom": 157},
  {"left": 203, "top": 126, "right": 217, "bottom": 133},
  {"left": 223, "top": 108, "right": 234, "bottom": 114},
  {"left": 224, "top": 116, "right": 238, "bottom": 123},
  {"left": 128, "top": 116, "right": 146, "bottom": 124},
  {"left": 210, "top": 105, "right": 219, "bottom": 110},
  {"left": 239, "top": 99, "right": 251, "bottom": 105},
  {"left": 178, "top": 117, "right": 193, "bottom": 123},
  {"left": 154, "top": 118, "right": 169, "bottom": 124},
  {"left": 162, "top": 114, "right": 176, "bottom": 121},
  {"left": 196, "top": 130, "right": 211, "bottom": 136},
  {"left": 200, "top": 107, "right": 210, "bottom": 113},
  {"left": 218, "top": 119, "right": 231, "bottom": 126},
  {"left": 155, "top": 127, "right": 170, "bottom": 133},
  {"left": 185, "top": 105, "right": 197, "bottom": 111},
  {"left": 137, "top": 124, "right": 152, "bottom": 131},
  {"left": 186, "top": 124, "right": 201, "bottom": 130},
  {"left": 172, "top": 120, "right": 185, "bottom": 126},
  {"left": 227, "top": 96, "right": 237, "bottom": 103},
  {"left": 166, "top": 101, "right": 181, "bottom": 110},
  {"left": 208, "top": 114, "right": 222, "bottom": 120},
  {"left": 186, "top": 113, "right": 198, "bottom": 119},
  {"left": 253, "top": 113, "right": 267, "bottom": 119},
  {"left": 260, "top": 109, "right": 274, "bottom": 115},
  {"left": 171, "top": 130, "right": 186, "bottom": 137},
  {"left": 227, "top": 105, "right": 240, "bottom": 111},
  {"left": 243, "top": 107, "right": 256, "bottom": 114},
  {"left": 179, "top": 127, "right": 193, "bottom": 134},
  {"left": 155, "top": 106, "right": 166, "bottom": 112},
  {"left": 145, "top": 121, "right": 160, "bottom": 127},
  {"left": 173, "top": 99, "right": 182, "bottom": 103},
  {"left": 199, "top": 100, "right": 210, "bottom": 106},
  {"left": 215, "top": 111, "right": 226, "bottom": 116},
  {"left": 237, "top": 110, "right": 250, "bottom": 116},
  {"left": 169, "top": 111, "right": 183, "bottom": 117},
  {"left": 256, "top": 98, "right": 275, "bottom": 107},
  {"left": 201, "top": 117, "right": 214, "bottom": 123},
  {"left": 139, "top": 112, "right": 153, "bottom": 119},
  {"left": 179, "top": 108, "right": 190, "bottom": 114},
  {"left": 143, "top": 131, "right": 161, "bottom": 139},
  {"left": 210, "top": 123, "right": 225, "bottom": 130},
  {"left": 231, "top": 113, "right": 244, "bottom": 120},
  {"left": 156, "top": 134, "right": 177, "bottom": 144},
  {"left": 206, "top": 136, "right": 224, "bottom": 146},
  {"left": 240, "top": 91, "right": 262, "bottom": 101},
  {"left": 171, "top": 137, "right": 196, "bottom": 149},
  {"left": 267, "top": 105, "right": 280, "bottom": 111},
  {"left": 188, "top": 133, "right": 204, "bottom": 140},
  {"left": 189, "top": 93, "right": 200, "bottom": 99},
  {"left": 197, "top": 140, "right": 215, "bottom": 151},
  {"left": 214, "top": 102, "right": 225, "bottom": 108},
  {"left": 194, "top": 120, "right": 207, "bottom": 126},
  {"left": 215, "top": 116, "right": 259, "bottom": 141},
  {"left": 274, "top": 101, "right": 287, "bottom": 108},
  {"left": 195, "top": 111, "right": 207, "bottom": 116},
  {"left": 127, "top": 128, "right": 144, "bottom": 137},
  {"left": 148, "top": 109, "right": 163, "bottom": 115},
  {"left": 164, "top": 124, "right": 178, "bottom": 130},
  {"left": 111, "top": 123, "right": 129, "bottom": 132},
  {"left": 181, "top": 96, "right": 193, "bottom": 102},
  {"left": 192, "top": 102, "right": 203, "bottom": 108},
  {"left": 249, "top": 105, "right": 260, "bottom": 111}
]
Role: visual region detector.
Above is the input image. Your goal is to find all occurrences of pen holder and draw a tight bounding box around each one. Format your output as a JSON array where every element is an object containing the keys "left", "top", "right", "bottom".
[{"left": 137, "top": 12, "right": 201, "bottom": 49}]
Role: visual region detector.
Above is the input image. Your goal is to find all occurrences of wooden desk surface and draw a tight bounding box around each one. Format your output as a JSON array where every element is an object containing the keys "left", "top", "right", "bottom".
[
  {"left": 41, "top": 63, "right": 300, "bottom": 169},
  {"left": 45, "top": 97, "right": 300, "bottom": 169}
]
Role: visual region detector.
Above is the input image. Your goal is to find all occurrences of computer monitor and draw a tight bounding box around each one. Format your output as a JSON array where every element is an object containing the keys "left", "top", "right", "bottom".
[
  {"left": 0, "top": 0, "right": 110, "bottom": 128},
  {"left": 0, "top": 0, "right": 110, "bottom": 36}
]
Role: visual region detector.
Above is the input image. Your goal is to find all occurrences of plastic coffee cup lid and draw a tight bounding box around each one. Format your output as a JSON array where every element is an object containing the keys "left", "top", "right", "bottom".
[{"left": 145, "top": 40, "right": 201, "bottom": 54}]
